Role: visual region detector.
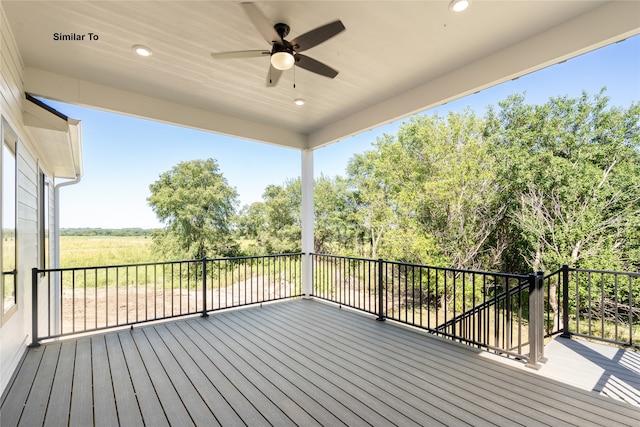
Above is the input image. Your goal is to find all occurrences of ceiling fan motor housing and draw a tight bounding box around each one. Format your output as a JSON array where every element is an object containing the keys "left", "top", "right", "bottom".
[
  {"left": 272, "top": 23, "right": 294, "bottom": 57},
  {"left": 274, "top": 23, "right": 290, "bottom": 39}
]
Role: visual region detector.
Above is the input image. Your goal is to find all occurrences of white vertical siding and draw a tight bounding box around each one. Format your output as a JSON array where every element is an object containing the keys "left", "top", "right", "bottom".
[{"left": 0, "top": 5, "right": 56, "bottom": 395}]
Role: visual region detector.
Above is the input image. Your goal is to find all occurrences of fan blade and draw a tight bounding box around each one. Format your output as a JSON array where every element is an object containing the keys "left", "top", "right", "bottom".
[
  {"left": 290, "top": 20, "right": 345, "bottom": 52},
  {"left": 266, "top": 65, "right": 283, "bottom": 87},
  {"left": 211, "top": 50, "right": 270, "bottom": 59},
  {"left": 295, "top": 54, "right": 338, "bottom": 78},
  {"left": 241, "top": 2, "right": 279, "bottom": 44}
]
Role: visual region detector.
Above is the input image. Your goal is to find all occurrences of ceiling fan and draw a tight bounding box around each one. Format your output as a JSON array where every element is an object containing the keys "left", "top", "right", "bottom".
[{"left": 211, "top": 2, "right": 345, "bottom": 87}]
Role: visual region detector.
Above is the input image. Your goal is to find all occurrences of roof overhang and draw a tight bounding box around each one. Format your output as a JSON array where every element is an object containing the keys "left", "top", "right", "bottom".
[
  {"left": 24, "top": 94, "right": 83, "bottom": 179},
  {"left": 5, "top": 1, "right": 640, "bottom": 151}
]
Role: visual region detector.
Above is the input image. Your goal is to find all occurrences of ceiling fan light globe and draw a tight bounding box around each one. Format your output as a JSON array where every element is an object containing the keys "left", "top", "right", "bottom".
[
  {"left": 271, "top": 51, "right": 295, "bottom": 70},
  {"left": 449, "top": 0, "right": 470, "bottom": 12}
]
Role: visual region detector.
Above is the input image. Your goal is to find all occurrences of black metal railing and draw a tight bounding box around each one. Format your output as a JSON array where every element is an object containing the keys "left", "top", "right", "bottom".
[
  {"left": 312, "top": 254, "right": 381, "bottom": 315},
  {"left": 31, "top": 251, "right": 636, "bottom": 359},
  {"left": 311, "top": 254, "right": 544, "bottom": 365},
  {"left": 545, "top": 265, "right": 639, "bottom": 348},
  {"left": 31, "top": 253, "right": 303, "bottom": 344}
]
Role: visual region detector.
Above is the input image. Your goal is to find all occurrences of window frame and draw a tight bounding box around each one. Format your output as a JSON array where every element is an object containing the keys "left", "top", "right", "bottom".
[
  {"left": 40, "top": 170, "right": 51, "bottom": 272},
  {"left": 1, "top": 119, "right": 18, "bottom": 324}
]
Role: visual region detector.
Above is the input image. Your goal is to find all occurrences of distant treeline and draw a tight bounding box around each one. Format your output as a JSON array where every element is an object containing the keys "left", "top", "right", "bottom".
[{"left": 61, "top": 228, "right": 156, "bottom": 237}]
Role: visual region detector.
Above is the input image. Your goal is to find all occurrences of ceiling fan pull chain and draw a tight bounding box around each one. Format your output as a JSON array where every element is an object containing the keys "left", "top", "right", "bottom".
[{"left": 293, "top": 66, "right": 296, "bottom": 88}]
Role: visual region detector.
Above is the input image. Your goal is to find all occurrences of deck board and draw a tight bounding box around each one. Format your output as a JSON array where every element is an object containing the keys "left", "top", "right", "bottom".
[
  {"left": 104, "top": 333, "right": 144, "bottom": 427},
  {"left": 17, "top": 343, "right": 59, "bottom": 427},
  {"left": 91, "top": 336, "right": 119, "bottom": 426},
  {"left": 165, "top": 322, "right": 275, "bottom": 426},
  {"left": 118, "top": 331, "right": 169, "bottom": 426},
  {"left": 245, "top": 303, "right": 524, "bottom": 426},
  {"left": 140, "top": 327, "right": 212, "bottom": 426},
  {"left": 224, "top": 305, "right": 459, "bottom": 426},
  {"left": 69, "top": 338, "right": 93, "bottom": 427},
  {"left": 130, "top": 328, "right": 194, "bottom": 426},
  {"left": 190, "top": 315, "right": 348, "bottom": 426},
  {"left": 152, "top": 323, "right": 239, "bottom": 426},
  {"left": 200, "top": 312, "right": 381, "bottom": 425},
  {"left": 316, "top": 303, "right": 637, "bottom": 424},
  {"left": 0, "top": 343, "right": 45, "bottom": 427},
  {"left": 284, "top": 301, "right": 630, "bottom": 425},
  {"left": 2, "top": 299, "right": 639, "bottom": 426},
  {"left": 43, "top": 340, "right": 75, "bottom": 427},
  {"left": 171, "top": 321, "right": 296, "bottom": 426}
]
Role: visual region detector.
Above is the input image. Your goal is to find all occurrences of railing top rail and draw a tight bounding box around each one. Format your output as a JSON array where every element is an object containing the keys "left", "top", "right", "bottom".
[
  {"left": 543, "top": 267, "right": 565, "bottom": 280},
  {"left": 35, "top": 259, "right": 199, "bottom": 274},
  {"left": 35, "top": 252, "right": 305, "bottom": 274},
  {"left": 311, "top": 253, "right": 380, "bottom": 263},
  {"left": 312, "top": 253, "right": 529, "bottom": 280},
  {"left": 208, "top": 252, "right": 304, "bottom": 262},
  {"left": 437, "top": 276, "right": 532, "bottom": 330},
  {"left": 569, "top": 267, "right": 640, "bottom": 277}
]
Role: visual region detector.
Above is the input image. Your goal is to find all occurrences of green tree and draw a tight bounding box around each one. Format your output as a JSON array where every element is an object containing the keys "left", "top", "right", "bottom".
[
  {"left": 314, "top": 175, "right": 361, "bottom": 254},
  {"left": 486, "top": 91, "right": 640, "bottom": 272},
  {"left": 394, "top": 112, "right": 506, "bottom": 270},
  {"left": 237, "top": 202, "right": 269, "bottom": 254},
  {"left": 260, "top": 179, "right": 302, "bottom": 253},
  {"left": 147, "top": 158, "right": 239, "bottom": 259},
  {"left": 346, "top": 137, "right": 400, "bottom": 259},
  {"left": 348, "top": 112, "right": 505, "bottom": 271},
  {"left": 485, "top": 91, "right": 640, "bottom": 329}
]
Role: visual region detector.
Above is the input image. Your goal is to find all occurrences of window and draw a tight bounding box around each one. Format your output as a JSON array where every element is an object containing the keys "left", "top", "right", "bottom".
[
  {"left": 2, "top": 123, "right": 17, "bottom": 322},
  {"left": 40, "top": 172, "right": 50, "bottom": 271}
]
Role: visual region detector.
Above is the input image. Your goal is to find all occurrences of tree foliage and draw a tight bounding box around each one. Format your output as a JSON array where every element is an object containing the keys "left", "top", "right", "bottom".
[
  {"left": 485, "top": 91, "right": 640, "bottom": 272},
  {"left": 147, "top": 158, "right": 239, "bottom": 259},
  {"left": 150, "top": 91, "right": 639, "bottom": 276},
  {"left": 237, "top": 179, "right": 301, "bottom": 254},
  {"left": 342, "top": 90, "right": 639, "bottom": 273},
  {"left": 314, "top": 175, "right": 362, "bottom": 254}
]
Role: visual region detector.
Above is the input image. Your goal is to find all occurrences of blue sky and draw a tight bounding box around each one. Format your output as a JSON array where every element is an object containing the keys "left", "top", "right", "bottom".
[{"left": 49, "top": 35, "right": 639, "bottom": 229}]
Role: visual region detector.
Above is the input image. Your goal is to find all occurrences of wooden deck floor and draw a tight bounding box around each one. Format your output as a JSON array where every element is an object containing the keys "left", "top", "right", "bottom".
[
  {"left": 2, "top": 299, "right": 639, "bottom": 426},
  {"left": 538, "top": 336, "right": 640, "bottom": 406}
]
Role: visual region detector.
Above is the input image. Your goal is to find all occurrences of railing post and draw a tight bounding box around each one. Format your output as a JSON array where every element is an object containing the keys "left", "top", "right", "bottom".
[
  {"left": 537, "top": 271, "right": 547, "bottom": 363},
  {"left": 29, "top": 268, "right": 40, "bottom": 347},
  {"left": 560, "top": 264, "right": 571, "bottom": 338},
  {"left": 201, "top": 258, "right": 209, "bottom": 318},
  {"left": 377, "top": 259, "right": 385, "bottom": 321},
  {"left": 526, "top": 271, "right": 547, "bottom": 369},
  {"left": 308, "top": 253, "right": 313, "bottom": 297}
]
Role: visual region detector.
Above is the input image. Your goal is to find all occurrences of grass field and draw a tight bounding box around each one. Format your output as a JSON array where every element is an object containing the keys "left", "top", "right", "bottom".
[{"left": 60, "top": 236, "right": 154, "bottom": 268}]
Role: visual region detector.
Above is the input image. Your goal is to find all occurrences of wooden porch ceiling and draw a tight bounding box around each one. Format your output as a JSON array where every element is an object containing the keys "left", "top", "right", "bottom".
[
  {"left": 5, "top": 1, "right": 639, "bottom": 149},
  {"left": 2, "top": 299, "right": 639, "bottom": 426}
]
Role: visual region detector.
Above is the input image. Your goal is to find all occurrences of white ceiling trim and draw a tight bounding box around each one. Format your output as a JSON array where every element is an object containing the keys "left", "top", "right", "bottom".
[
  {"left": 24, "top": 68, "right": 308, "bottom": 150},
  {"left": 309, "top": 1, "right": 640, "bottom": 148}
]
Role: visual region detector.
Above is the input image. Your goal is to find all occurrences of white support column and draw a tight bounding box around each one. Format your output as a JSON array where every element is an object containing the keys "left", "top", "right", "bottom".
[{"left": 301, "top": 149, "right": 314, "bottom": 297}]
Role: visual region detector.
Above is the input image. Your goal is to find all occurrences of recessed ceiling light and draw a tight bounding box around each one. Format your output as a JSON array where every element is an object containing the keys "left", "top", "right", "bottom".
[
  {"left": 449, "top": 0, "right": 470, "bottom": 12},
  {"left": 293, "top": 98, "right": 305, "bottom": 106},
  {"left": 132, "top": 44, "right": 153, "bottom": 57}
]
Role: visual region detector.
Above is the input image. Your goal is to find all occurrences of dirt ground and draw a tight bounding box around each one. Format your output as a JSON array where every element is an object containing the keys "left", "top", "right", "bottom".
[{"left": 57, "top": 276, "right": 297, "bottom": 334}]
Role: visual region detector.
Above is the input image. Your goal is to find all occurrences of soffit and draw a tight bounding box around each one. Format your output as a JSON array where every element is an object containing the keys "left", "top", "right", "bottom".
[
  {"left": 24, "top": 96, "right": 83, "bottom": 178},
  {"left": 4, "top": 1, "right": 639, "bottom": 149}
]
